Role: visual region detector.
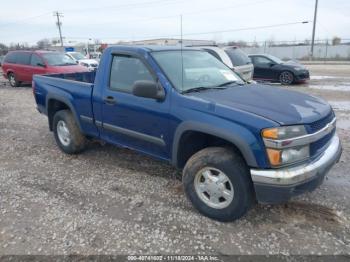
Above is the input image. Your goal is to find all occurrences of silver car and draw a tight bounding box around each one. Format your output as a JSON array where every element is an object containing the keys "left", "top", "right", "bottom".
[{"left": 198, "top": 46, "right": 254, "bottom": 82}]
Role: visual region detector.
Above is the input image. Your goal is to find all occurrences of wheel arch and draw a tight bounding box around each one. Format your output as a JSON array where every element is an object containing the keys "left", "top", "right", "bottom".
[
  {"left": 6, "top": 70, "right": 14, "bottom": 76},
  {"left": 46, "top": 95, "right": 82, "bottom": 132},
  {"left": 172, "top": 121, "right": 258, "bottom": 169},
  {"left": 6, "top": 70, "right": 16, "bottom": 80}
]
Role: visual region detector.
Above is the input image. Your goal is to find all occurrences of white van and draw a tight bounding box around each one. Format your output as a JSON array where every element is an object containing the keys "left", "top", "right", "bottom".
[{"left": 66, "top": 52, "right": 99, "bottom": 71}]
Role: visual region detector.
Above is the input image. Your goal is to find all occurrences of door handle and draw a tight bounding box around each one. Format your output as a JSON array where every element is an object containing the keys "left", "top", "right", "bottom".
[{"left": 103, "top": 96, "right": 117, "bottom": 105}]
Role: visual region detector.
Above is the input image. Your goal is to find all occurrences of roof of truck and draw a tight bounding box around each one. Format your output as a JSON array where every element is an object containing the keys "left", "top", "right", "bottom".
[{"left": 108, "top": 45, "right": 200, "bottom": 52}]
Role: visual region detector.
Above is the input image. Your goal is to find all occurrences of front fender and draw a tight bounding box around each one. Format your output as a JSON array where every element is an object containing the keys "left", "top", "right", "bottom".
[{"left": 172, "top": 120, "right": 265, "bottom": 168}]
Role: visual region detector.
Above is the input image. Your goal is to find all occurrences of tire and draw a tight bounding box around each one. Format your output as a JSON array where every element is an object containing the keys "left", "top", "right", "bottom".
[
  {"left": 8, "top": 72, "right": 21, "bottom": 87},
  {"left": 182, "top": 147, "right": 254, "bottom": 222},
  {"left": 279, "top": 71, "right": 294, "bottom": 85},
  {"left": 53, "top": 110, "right": 87, "bottom": 154}
]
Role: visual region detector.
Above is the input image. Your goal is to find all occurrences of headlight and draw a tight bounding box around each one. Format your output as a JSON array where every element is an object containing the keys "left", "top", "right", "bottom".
[
  {"left": 266, "top": 146, "right": 309, "bottom": 166},
  {"left": 262, "top": 125, "right": 307, "bottom": 140},
  {"left": 262, "top": 126, "right": 309, "bottom": 167}
]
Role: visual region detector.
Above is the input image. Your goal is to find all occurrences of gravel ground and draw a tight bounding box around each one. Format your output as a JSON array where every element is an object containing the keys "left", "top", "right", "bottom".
[{"left": 0, "top": 64, "right": 349, "bottom": 255}]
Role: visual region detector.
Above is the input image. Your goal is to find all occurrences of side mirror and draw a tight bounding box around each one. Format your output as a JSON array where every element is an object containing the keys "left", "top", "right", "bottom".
[
  {"left": 132, "top": 80, "right": 165, "bottom": 101},
  {"left": 269, "top": 62, "right": 276, "bottom": 67},
  {"left": 37, "top": 62, "right": 46, "bottom": 67}
]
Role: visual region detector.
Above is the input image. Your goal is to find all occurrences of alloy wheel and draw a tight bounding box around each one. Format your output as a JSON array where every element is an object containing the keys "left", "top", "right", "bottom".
[
  {"left": 194, "top": 167, "right": 234, "bottom": 209},
  {"left": 57, "top": 120, "right": 71, "bottom": 146},
  {"left": 280, "top": 71, "right": 293, "bottom": 85}
]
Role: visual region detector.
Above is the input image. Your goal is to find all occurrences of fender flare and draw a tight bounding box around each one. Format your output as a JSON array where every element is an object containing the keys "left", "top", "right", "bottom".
[
  {"left": 171, "top": 121, "right": 258, "bottom": 168},
  {"left": 46, "top": 94, "right": 82, "bottom": 132}
]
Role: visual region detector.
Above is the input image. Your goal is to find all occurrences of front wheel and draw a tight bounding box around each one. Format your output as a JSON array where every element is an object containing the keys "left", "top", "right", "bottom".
[
  {"left": 182, "top": 147, "right": 254, "bottom": 222},
  {"left": 8, "top": 72, "right": 20, "bottom": 87},
  {"left": 53, "top": 110, "right": 87, "bottom": 154},
  {"left": 279, "top": 71, "right": 294, "bottom": 85}
]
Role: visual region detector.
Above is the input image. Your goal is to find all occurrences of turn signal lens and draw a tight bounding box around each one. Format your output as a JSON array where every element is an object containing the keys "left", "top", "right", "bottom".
[
  {"left": 266, "top": 146, "right": 309, "bottom": 167},
  {"left": 266, "top": 148, "right": 281, "bottom": 166},
  {"left": 262, "top": 128, "right": 278, "bottom": 139},
  {"left": 263, "top": 125, "right": 309, "bottom": 167}
]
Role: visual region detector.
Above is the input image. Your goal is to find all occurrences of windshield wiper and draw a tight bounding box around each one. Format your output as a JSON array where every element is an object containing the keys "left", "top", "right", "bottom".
[
  {"left": 182, "top": 86, "right": 226, "bottom": 94},
  {"left": 217, "top": 81, "right": 238, "bottom": 87}
]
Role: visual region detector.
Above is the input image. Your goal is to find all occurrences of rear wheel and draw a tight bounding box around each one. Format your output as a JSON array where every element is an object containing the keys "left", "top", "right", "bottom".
[
  {"left": 8, "top": 72, "right": 20, "bottom": 87},
  {"left": 279, "top": 71, "right": 294, "bottom": 85},
  {"left": 182, "top": 147, "right": 254, "bottom": 221},
  {"left": 53, "top": 110, "right": 87, "bottom": 154}
]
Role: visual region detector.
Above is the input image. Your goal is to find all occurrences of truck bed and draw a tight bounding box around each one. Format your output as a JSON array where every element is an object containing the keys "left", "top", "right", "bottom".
[
  {"left": 43, "top": 71, "right": 96, "bottom": 84},
  {"left": 33, "top": 71, "right": 98, "bottom": 138}
]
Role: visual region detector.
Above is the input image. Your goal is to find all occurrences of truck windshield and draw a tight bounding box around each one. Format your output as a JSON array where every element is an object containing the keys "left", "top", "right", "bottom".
[
  {"left": 151, "top": 50, "right": 243, "bottom": 93},
  {"left": 41, "top": 53, "right": 77, "bottom": 66}
]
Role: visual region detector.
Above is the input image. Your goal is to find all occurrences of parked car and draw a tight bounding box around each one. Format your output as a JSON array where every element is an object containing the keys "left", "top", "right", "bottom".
[
  {"left": 1, "top": 50, "right": 88, "bottom": 87},
  {"left": 192, "top": 46, "right": 254, "bottom": 82},
  {"left": 33, "top": 46, "right": 342, "bottom": 221},
  {"left": 66, "top": 52, "right": 99, "bottom": 71},
  {"left": 90, "top": 52, "right": 102, "bottom": 62},
  {"left": 249, "top": 54, "right": 310, "bottom": 85}
]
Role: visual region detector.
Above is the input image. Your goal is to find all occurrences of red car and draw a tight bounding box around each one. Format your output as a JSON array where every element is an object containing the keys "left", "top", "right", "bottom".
[{"left": 1, "top": 50, "right": 89, "bottom": 87}]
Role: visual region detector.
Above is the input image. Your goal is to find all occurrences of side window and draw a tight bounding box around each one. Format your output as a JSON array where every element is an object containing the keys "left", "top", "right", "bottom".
[
  {"left": 109, "top": 55, "right": 154, "bottom": 92},
  {"left": 224, "top": 49, "right": 251, "bottom": 66},
  {"left": 30, "top": 54, "right": 44, "bottom": 66},
  {"left": 254, "top": 56, "right": 271, "bottom": 65},
  {"left": 4, "top": 52, "right": 17, "bottom": 64},
  {"left": 16, "top": 52, "right": 31, "bottom": 65}
]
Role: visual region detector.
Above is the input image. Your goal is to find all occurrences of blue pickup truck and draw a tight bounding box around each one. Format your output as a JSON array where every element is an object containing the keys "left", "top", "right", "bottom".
[{"left": 33, "top": 46, "right": 342, "bottom": 221}]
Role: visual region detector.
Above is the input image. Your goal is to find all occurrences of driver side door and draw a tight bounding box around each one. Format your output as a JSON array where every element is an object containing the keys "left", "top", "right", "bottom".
[
  {"left": 251, "top": 56, "right": 275, "bottom": 80},
  {"left": 100, "top": 53, "right": 171, "bottom": 160}
]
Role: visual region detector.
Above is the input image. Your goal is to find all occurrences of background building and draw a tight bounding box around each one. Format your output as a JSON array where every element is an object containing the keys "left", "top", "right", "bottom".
[{"left": 123, "top": 38, "right": 215, "bottom": 46}]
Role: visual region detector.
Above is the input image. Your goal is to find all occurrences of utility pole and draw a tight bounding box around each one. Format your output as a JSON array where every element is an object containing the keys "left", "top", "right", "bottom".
[
  {"left": 180, "top": 14, "right": 184, "bottom": 91},
  {"left": 54, "top": 11, "right": 64, "bottom": 47},
  {"left": 310, "top": 0, "right": 318, "bottom": 59},
  {"left": 180, "top": 14, "right": 183, "bottom": 46}
]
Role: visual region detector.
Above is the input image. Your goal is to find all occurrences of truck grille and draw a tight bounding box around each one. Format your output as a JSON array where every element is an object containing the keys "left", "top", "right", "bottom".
[
  {"left": 310, "top": 129, "right": 335, "bottom": 156},
  {"left": 308, "top": 110, "right": 336, "bottom": 157},
  {"left": 308, "top": 110, "right": 335, "bottom": 133}
]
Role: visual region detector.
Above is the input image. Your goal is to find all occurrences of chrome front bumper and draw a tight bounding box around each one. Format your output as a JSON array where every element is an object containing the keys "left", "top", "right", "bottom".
[{"left": 251, "top": 134, "right": 342, "bottom": 186}]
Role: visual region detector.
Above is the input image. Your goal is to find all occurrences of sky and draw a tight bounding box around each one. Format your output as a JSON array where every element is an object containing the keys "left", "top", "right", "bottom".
[{"left": 0, "top": 0, "right": 349, "bottom": 45}]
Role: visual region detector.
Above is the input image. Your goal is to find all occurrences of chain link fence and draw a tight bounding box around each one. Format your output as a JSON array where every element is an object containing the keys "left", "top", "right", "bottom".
[{"left": 237, "top": 39, "right": 350, "bottom": 61}]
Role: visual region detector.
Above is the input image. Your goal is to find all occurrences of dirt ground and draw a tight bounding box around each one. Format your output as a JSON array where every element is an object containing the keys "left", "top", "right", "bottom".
[{"left": 0, "top": 64, "right": 349, "bottom": 255}]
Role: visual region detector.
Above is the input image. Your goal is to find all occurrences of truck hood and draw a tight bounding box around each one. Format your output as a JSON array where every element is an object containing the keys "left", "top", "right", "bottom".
[{"left": 188, "top": 84, "right": 331, "bottom": 125}]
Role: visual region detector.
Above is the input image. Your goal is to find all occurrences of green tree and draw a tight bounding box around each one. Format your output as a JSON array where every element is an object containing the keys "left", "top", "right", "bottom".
[
  {"left": 0, "top": 43, "right": 8, "bottom": 54},
  {"left": 37, "top": 38, "right": 50, "bottom": 49},
  {"left": 332, "top": 36, "right": 341, "bottom": 45}
]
